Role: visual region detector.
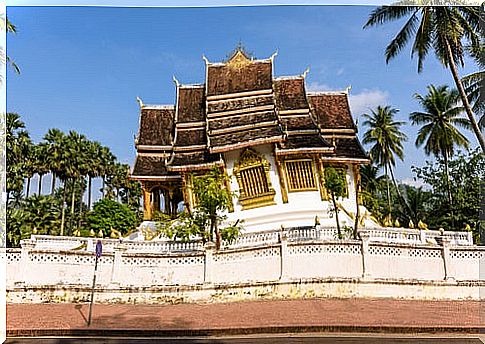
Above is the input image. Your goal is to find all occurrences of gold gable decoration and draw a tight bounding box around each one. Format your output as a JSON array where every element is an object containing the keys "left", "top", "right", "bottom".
[
  {"left": 234, "top": 148, "right": 276, "bottom": 210},
  {"left": 227, "top": 50, "right": 252, "bottom": 71}
]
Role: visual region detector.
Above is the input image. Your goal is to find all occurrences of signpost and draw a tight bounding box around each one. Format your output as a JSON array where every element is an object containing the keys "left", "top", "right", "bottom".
[{"left": 87, "top": 240, "right": 102, "bottom": 326}]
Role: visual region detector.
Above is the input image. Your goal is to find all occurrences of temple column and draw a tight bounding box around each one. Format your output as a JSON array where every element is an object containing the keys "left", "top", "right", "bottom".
[
  {"left": 182, "top": 174, "right": 194, "bottom": 213},
  {"left": 352, "top": 164, "right": 362, "bottom": 205},
  {"left": 163, "top": 189, "right": 170, "bottom": 214},
  {"left": 142, "top": 185, "right": 152, "bottom": 220},
  {"left": 152, "top": 188, "right": 161, "bottom": 213},
  {"left": 317, "top": 158, "right": 328, "bottom": 201},
  {"left": 275, "top": 159, "right": 288, "bottom": 204}
]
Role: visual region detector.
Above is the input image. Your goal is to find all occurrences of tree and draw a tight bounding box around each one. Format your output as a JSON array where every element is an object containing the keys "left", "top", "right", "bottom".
[
  {"left": 155, "top": 167, "right": 239, "bottom": 248},
  {"left": 324, "top": 166, "right": 347, "bottom": 239},
  {"left": 412, "top": 149, "right": 484, "bottom": 239},
  {"left": 192, "top": 167, "right": 233, "bottom": 249},
  {"left": 364, "top": 5, "right": 485, "bottom": 152},
  {"left": 362, "top": 106, "right": 407, "bottom": 216},
  {"left": 86, "top": 198, "right": 139, "bottom": 237},
  {"left": 34, "top": 144, "right": 50, "bottom": 195},
  {"left": 410, "top": 84, "right": 470, "bottom": 229},
  {"left": 461, "top": 36, "right": 484, "bottom": 130},
  {"left": 6, "top": 113, "right": 31, "bottom": 203},
  {"left": 5, "top": 17, "right": 20, "bottom": 74},
  {"left": 43, "top": 128, "right": 66, "bottom": 195}
]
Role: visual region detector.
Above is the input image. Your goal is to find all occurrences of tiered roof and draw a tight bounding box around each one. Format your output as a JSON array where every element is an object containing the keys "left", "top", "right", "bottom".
[{"left": 131, "top": 49, "right": 368, "bottom": 180}]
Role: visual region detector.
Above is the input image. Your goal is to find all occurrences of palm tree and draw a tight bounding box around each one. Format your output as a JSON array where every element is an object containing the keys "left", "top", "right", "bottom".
[
  {"left": 43, "top": 128, "right": 66, "bottom": 195},
  {"left": 34, "top": 144, "right": 50, "bottom": 195},
  {"left": 6, "top": 113, "right": 31, "bottom": 204},
  {"left": 5, "top": 17, "right": 20, "bottom": 74},
  {"left": 362, "top": 106, "right": 407, "bottom": 216},
  {"left": 410, "top": 84, "right": 470, "bottom": 229},
  {"left": 462, "top": 39, "right": 484, "bottom": 130},
  {"left": 364, "top": 5, "right": 485, "bottom": 152}
]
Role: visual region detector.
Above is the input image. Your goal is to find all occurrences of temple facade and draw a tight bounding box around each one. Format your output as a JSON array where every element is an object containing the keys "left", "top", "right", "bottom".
[{"left": 131, "top": 49, "right": 374, "bottom": 232}]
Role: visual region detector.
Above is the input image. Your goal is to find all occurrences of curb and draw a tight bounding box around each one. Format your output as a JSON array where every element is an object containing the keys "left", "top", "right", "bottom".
[{"left": 7, "top": 325, "right": 485, "bottom": 337}]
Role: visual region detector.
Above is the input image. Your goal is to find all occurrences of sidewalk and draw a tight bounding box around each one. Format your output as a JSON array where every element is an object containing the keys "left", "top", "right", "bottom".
[{"left": 7, "top": 298, "right": 485, "bottom": 337}]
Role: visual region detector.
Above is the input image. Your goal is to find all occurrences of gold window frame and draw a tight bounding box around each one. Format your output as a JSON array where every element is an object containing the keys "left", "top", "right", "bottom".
[
  {"left": 284, "top": 159, "right": 319, "bottom": 192},
  {"left": 233, "top": 149, "right": 276, "bottom": 210}
]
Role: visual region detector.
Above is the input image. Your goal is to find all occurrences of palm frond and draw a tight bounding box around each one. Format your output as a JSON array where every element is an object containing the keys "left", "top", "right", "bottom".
[{"left": 363, "top": 6, "right": 417, "bottom": 28}]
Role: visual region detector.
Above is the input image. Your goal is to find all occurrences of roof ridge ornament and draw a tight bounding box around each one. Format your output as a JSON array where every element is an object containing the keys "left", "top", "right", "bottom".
[
  {"left": 172, "top": 75, "right": 180, "bottom": 87},
  {"left": 269, "top": 49, "right": 278, "bottom": 63},
  {"left": 345, "top": 85, "right": 352, "bottom": 94},
  {"left": 301, "top": 67, "right": 310, "bottom": 78},
  {"left": 136, "top": 96, "right": 144, "bottom": 109},
  {"left": 202, "top": 54, "right": 210, "bottom": 65}
]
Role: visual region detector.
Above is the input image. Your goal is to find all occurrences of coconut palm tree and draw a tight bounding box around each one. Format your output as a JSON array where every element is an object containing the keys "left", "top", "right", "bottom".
[
  {"left": 5, "top": 17, "right": 20, "bottom": 74},
  {"left": 462, "top": 39, "right": 484, "bottom": 130},
  {"left": 362, "top": 106, "right": 408, "bottom": 216},
  {"left": 410, "top": 84, "right": 471, "bottom": 228},
  {"left": 364, "top": 5, "right": 485, "bottom": 152}
]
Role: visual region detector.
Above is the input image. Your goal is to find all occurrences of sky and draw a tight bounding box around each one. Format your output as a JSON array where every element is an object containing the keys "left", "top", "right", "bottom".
[{"left": 6, "top": 5, "right": 479, "bottom": 195}]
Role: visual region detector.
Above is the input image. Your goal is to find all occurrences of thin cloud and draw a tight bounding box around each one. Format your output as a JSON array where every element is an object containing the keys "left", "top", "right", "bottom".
[
  {"left": 401, "top": 178, "right": 430, "bottom": 190},
  {"left": 349, "top": 89, "right": 389, "bottom": 116},
  {"left": 305, "top": 82, "right": 335, "bottom": 92}
]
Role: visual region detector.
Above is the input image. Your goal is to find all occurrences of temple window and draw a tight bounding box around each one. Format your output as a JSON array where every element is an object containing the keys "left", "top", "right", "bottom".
[
  {"left": 234, "top": 149, "right": 276, "bottom": 210},
  {"left": 284, "top": 159, "right": 318, "bottom": 192}
]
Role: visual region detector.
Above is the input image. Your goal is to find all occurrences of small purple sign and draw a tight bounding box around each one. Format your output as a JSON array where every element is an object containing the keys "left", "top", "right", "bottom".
[{"left": 95, "top": 240, "right": 102, "bottom": 258}]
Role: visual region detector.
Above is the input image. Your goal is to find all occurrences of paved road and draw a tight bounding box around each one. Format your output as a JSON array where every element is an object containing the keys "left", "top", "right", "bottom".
[{"left": 5, "top": 335, "right": 485, "bottom": 344}]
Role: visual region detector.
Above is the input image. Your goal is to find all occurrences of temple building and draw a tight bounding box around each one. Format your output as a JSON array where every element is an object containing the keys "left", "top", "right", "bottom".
[{"left": 131, "top": 49, "right": 375, "bottom": 232}]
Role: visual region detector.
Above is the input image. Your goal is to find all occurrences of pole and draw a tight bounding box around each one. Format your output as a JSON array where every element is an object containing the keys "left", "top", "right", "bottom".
[
  {"left": 87, "top": 254, "right": 98, "bottom": 326},
  {"left": 88, "top": 240, "right": 102, "bottom": 326}
]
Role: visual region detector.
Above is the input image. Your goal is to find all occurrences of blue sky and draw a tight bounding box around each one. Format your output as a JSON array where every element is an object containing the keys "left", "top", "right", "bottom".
[{"left": 7, "top": 5, "right": 479, "bottom": 192}]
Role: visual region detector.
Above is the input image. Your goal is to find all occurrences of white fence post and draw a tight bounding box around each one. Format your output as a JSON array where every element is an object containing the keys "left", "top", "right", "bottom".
[
  {"left": 442, "top": 237, "right": 454, "bottom": 281},
  {"left": 279, "top": 229, "right": 289, "bottom": 281},
  {"left": 359, "top": 231, "right": 371, "bottom": 280},
  {"left": 110, "top": 243, "right": 127, "bottom": 286},
  {"left": 18, "top": 240, "right": 35, "bottom": 285},
  {"left": 419, "top": 229, "right": 427, "bottom": 244},
  {"left": 204, "top": 242, "right": 216, "bottom": 284},
  {"left": 467, "top": 231, "right": 473, "bottom": 245}
]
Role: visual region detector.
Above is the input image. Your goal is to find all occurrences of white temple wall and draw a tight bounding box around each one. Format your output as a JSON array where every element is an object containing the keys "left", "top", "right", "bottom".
[
  {"left": 223, "top": 146, "right": 361, "bottom": 232},
  {"left": 7, "top": 238, "right": 485, "bottom": 303}
]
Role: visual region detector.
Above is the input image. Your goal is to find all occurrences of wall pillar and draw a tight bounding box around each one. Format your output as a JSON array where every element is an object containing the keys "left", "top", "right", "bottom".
[
  {"left": 279, "top": 227, "right": 289, "bottom": 281},
  {"left": 142, "top": 186, "right": 152, "bottom": 220},
  {"left": 18, "top": 239, "right": 35, "bottom": 285},
  {"left": 419, "top": 229, "right": 427, "bottom": 244},
  {"left": 110, "top": 244, "right": 128, "bottom": 286},
  {"left": 204, "top": 242, "right": 216, "bottom": 284},
  {"left": 359, "top": 231, "right": 371, "bottom": 280},
  {"left": 442, "top": 237, "right": 454, "bottom": 281}
]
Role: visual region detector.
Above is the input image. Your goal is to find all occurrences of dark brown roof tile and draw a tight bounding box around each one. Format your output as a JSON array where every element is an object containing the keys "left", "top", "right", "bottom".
[
  {"left": 274, "top": 78, "right": 308, "bottom": 110},
  {"left": 308, "top": 93, "right": 356, "bottom": 130},
  {"left": 137, "top": 108, "right": 174, "bottom": 147}
]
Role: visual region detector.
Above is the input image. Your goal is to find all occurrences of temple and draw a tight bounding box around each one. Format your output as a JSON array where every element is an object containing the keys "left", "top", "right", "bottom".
[{"left": 131, "top": 48, "right": 375, "bottom": 232}]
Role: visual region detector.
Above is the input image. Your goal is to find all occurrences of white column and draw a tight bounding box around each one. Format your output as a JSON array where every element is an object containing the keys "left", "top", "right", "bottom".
[
  {"left": 359, "top": 231, "right": 371, "bottom": 280},
  {"left": 419, "top": 229, "right": 427, "bottom": 244},
  {"left": 279, "top": 229, "right": 289, "bottom": 282},
  {"left": 110, "top": 244, "right": 128, "bottom": 285},
  {"left": 442, "top": 237, "right": 454, "bottom": 281},
  {"left": 18, "top": 240, "right": 35, "bottom": 285},
  {"left": 204, "top": 242, "right": 216, "bottom": 284}
]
